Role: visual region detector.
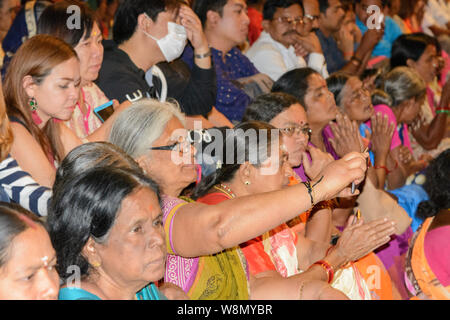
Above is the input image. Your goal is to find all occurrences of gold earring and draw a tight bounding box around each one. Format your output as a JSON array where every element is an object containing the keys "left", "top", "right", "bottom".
[{"left": 91, "top": 261, "right": 101, "bottom": 268}]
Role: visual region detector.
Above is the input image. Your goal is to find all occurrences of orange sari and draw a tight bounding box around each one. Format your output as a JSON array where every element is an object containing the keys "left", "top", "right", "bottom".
[
  {"left": 288, "top": 175, "right": 397, "bottom": 300},
  {"left": 405, "top": 217, "right": 450, "bottom": 300}
]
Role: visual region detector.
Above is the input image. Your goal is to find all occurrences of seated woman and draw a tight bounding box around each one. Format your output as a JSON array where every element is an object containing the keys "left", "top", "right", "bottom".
[
  {"left": 405, "top": 149, "right": 450, "bottom": 299},
  {"left": 0, "top": 202, "right": 59, "bottom": 300},
  {"left": 108, "top": 98, "right": 395, "bottom": 300},
  {"left": 242, "top": 93, "right": 400, "bottom": 300},
  {"left": 326, "top": 73, "right": 396, "bottom": 189},
  {"left": 193, "top": 121, "right": 400, "bottom": 300},
  {"left": 391, "top": 33, "right": 450, "bottom": 160},
  {"left": 37, "top": 0, "right": 130, "bottom": 141},
  {"left": 371, "top": 67, "right": 432, "bottom": 231},
  {"left": 3, "top": 34, "right": 83, "bottom": 188},
  {"left": 0, "top": 76, "right": 51, "bottom": 216},
  {"left": 327, "top": 71, "right": 426, "bottom": 299},
  {"left": 272, "top": 68, "right": 342, "bottom": 160},
  {"left": 49, "top": 166, "right": 169, "bottom": 300}
]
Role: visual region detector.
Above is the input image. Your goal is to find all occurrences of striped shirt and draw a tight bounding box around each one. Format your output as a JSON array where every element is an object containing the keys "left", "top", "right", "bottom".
[{"left": 0, "top": 155, "right": 51, "bottom": 216}]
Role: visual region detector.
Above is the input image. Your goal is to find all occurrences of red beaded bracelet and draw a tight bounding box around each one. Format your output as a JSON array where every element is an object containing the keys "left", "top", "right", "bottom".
[{"left": 311, "top": 260, "right": 334, "bottom": 284}]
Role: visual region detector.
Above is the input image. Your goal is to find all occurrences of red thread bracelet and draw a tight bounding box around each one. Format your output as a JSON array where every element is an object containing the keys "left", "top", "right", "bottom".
[{"left": 374, "top": 160, "right": 398, "bottom": 174}]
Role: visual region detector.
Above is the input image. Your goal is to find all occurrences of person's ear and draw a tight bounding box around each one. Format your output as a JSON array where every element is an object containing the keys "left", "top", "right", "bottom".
[
  {"left": 135, "top": 154, "right": 150, "bottom": 175},
  {"left": 22, "top": 75, "right": 36, "bottom": 99},
  {"left": 238, "top": 162, "right": 253, "bottom": 186},
  {"left": 406, "top": 58, "right": 416, "bottom": 69},
  {"left": 137, "top": 12, "right": 153, "bottom": 34},
  {"left": 261, "top": 19, "right": 271, "bottom": 32},
  {"left": 206, "top": 9, "right": 221, "bottom": 29},
  {"left": 81, "top": 237, "right": 102, "bottom": 268}
]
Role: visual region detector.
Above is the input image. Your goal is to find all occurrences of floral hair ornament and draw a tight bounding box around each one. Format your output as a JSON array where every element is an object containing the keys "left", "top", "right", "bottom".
[{"left": 216, "top": 159, "right": 222, "bottom": 170}]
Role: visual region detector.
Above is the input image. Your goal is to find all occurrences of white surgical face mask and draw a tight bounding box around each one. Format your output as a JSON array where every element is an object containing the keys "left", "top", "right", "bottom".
[{"left": 143, "top": 15, "right": 187, "bottom": 62}]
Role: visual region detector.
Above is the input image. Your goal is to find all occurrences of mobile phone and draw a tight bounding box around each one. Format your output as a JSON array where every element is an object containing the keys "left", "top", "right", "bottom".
[{"left": 94, "top": 100, "right": 114, "bottom": 123}]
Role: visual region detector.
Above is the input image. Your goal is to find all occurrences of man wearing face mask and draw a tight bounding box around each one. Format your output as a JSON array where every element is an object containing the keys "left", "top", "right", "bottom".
[{"left": 96, "top": 0, "right": 219, "bottom": 123}]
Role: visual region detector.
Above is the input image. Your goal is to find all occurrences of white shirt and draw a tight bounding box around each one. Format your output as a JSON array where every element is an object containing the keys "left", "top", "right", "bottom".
[{"left": 246, "top": 31, "right": 329, "bottom": 81}]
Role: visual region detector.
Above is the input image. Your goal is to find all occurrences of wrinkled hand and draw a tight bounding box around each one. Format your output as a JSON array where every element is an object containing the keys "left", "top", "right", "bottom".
[
  {"left": 334, "top": 216, "right": 396, "bottom": 263},
  {"left": 398, "top": 145, "right": 412, "bottom": 164},
  {"left": 179, "top": 5, "right": 208, "bottom": 52},
  {"left": 370, "top": 112, "right": 395, "bottom": 159},
  {"left": 158, "top": 282, "right": 189, "bottom": 300},
  {"left": 302, "top": 145, "right": 334, "bottom": 180},
  {"left": 329, "top": 113, "right": 364, "bottom": 158},
  {"left": 313, "top": 151, "right": 369, "bottom": 201}
]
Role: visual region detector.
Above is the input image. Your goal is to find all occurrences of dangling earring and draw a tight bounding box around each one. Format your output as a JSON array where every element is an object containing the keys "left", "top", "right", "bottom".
[
  {"left": 30, "top": 97, "right": 42, "bottom": 125},
  {"left": 29, "top": 97, "right": 37, "bottom": 111}
]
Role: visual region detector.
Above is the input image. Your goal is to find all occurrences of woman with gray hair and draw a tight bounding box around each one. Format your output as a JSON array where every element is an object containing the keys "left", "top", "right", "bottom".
[
  {"left": 108, "top": 98, "right": 396, "bottom": 300},
  {"left": 370, "top": 66, "right": 429, "bottom": 184}
]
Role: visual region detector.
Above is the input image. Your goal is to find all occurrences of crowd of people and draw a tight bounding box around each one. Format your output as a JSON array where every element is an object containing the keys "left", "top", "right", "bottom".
[{"left": 0, "top": 0, "right": 448, "bottom": 300}]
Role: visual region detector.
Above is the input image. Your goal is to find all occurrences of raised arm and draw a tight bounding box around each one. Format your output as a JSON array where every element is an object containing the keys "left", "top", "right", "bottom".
[{"left": 171, "top": 152, "right": 369, "bottom": 257}]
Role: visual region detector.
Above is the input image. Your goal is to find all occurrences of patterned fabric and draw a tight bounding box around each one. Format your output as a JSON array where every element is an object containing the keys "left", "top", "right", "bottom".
[
  {"left": 161, "top": 195, "right": 249, "bottom": 300},
  {"left": 182, "top": 46, "right": 259, "bottom": 122},
  {"left": 64, "top": 85, "right": 105, "bottom": 140},
  {"left": 0, "top": 155, "right": 51, "bottom": 216}
]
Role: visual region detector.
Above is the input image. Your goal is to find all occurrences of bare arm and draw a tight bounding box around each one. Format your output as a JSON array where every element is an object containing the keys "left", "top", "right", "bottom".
[
  {"left": 10, "top": 123, "right": 56, "bottom": 188},
  {"left": 171, "top": 152, "right": 369, "bottom": 257}
]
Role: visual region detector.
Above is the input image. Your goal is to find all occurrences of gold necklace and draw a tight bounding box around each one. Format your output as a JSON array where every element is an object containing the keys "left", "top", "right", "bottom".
[{"left": 213, "top": 184, "right": 236, "bottom": 199}]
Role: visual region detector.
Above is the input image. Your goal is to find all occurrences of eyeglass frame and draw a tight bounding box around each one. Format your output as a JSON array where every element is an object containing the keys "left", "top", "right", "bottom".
[
  {"left": 279, "top": 125, "right": 312, "bottom": 138},
  {"left": 304, "top": 14, "right": 319, "bottom": 22},
  {"left": 273, "top": 16, "right": 304, "bottom": 27},
  {"left": 149, "top": 138, "right": 192, "bottom": 154}
]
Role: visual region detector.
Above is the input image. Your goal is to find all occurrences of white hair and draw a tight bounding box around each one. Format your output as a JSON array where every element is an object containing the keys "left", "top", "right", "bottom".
[{"left": 108, "top": 98, "right": 186, "bottom": 159}]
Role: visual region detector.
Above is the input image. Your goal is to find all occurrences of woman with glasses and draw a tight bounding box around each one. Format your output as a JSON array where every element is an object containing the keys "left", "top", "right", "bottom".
[
  {"left": 327, "top": 72, "right": 396, "bottom": 190},
  {"left": 108, "top": 97, "right": 396, "bottom": 300},
  {"left": 270, "top": 69, "right": 404, "bottom": 299}
]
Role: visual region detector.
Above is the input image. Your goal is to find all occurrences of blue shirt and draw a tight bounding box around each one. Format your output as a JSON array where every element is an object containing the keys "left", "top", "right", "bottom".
[
  {"left": 356, "top": 16, "right": 403, "bottom": 58},
  {"left": 315, "top": 29, "right": 347, "bottom": 74},
  {"left": 59, "top": 283, "right": 167, "bottom": 300},
  {"left": 182, "top": 46, "right": 259, "bottom": 122}
]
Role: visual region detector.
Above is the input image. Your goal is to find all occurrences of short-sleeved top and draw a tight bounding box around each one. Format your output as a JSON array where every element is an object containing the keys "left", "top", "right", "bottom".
[
  {"left": 182, "top": 46, "right": 260, "bottom": 122},
  {"left": 356, "top": 16, "right": 403, "bottom": 58},
  {"left": 315, "top": 29, "right": 347, "bottom": 74},
  {"left": 96, "top": 40, "right": 158, "bottom": 103},
  {"left": 161, "top": 195, "right": 199, "bottom": 293}
]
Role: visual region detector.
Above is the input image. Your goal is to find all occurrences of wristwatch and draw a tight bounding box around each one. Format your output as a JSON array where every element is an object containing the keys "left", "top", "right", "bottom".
[{"left": 194, "top": 50, "right": 212, "bottom": 59}]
